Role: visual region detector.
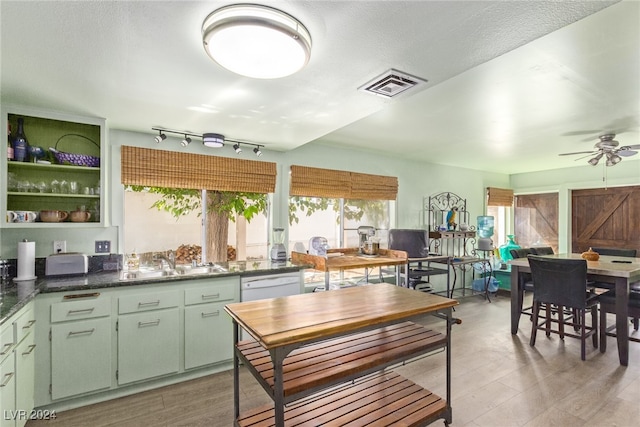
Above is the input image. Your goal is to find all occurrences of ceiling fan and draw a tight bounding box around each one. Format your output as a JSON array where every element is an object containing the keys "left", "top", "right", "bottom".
[{"left": 559, "top": 134, "right": 640, "bottom": 166}]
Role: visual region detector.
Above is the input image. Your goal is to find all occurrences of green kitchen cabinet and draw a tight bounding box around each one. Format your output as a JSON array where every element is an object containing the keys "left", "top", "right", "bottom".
[
  {"left": 14, "top": 331, "right": 35, "bottom": 427},
  {"left": 0, "top": 347, "right": 16, "bottom": 427},
  {"left": 2, "top": 105, "right": 106, "bottom": 228}
]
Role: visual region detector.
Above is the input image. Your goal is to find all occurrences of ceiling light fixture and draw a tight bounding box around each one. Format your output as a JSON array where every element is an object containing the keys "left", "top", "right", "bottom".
[
  {"left": 606, "top": 152, "right": 621, "bottom": 167},
  {"left": 201, "top": 4, "right": 312, "bottom": 79},
  {"left": 253, "top": 146, "right": 262, "bottom": 157},
  {"left": 588, "top": 152, "right": 603, "bottom": 166},
  {"left": 202, "top": 133, "right": 225, "bottom": 148},
  {"left": 233, "top": 143, "right": 242, "bottom": 154},
  {"left": 181, "top": 135, "right": 192, "bottom": 147},
  {"left": 154, "top": 131, "right": 167, "bottom": 143}
]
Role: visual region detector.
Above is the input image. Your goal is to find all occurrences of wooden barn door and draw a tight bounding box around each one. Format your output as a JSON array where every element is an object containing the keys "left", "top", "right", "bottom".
[
  {"left": 572, "top": 185, "right": 640, "bottom": 253},
  {"left": 515, "top": 193, "right": 559, "bottom": 252}
]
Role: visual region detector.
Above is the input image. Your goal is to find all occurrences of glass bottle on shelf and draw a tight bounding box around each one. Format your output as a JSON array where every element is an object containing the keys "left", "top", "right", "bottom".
[
  {"left": 498, "top": 234, "right": 521, "bottom": 261},
  {"left": 12, "top": 117, "right": 29, "bottom": 162},
  {"left": 7, "top": 121, "right": 13, "bottom": 161}
]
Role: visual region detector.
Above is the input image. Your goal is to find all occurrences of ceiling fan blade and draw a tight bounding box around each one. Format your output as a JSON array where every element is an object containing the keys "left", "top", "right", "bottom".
[
  {"left": 620, "top": 144, "right": 640, "bottom": 150},
  {"left": 561, "top": 130, "right": 602, "bottom": 137},
  {"left": 558, "top": 151, "right": 596, "bottom": 156},
  {"left": 617, "top": 150, "right": 638, "bottom": 157}
]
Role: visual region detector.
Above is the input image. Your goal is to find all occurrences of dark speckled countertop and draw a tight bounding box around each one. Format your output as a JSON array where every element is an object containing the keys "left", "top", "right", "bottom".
[{"left": 0, "top": 259, "right": 308, "bottom": 326}]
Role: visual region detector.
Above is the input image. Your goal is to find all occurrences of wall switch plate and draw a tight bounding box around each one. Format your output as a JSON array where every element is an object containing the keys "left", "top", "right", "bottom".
[
  {"left": 53, "top": 241, "right": 66, "bottom": 253},
  {"left": 95, "top": 240, "right": 111, "bottom": 253}
]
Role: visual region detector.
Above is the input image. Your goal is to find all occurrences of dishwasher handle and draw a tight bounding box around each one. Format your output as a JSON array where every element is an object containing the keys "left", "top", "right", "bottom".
[{"left": 242, "top": 275, "right": 299, "bottom": 289}]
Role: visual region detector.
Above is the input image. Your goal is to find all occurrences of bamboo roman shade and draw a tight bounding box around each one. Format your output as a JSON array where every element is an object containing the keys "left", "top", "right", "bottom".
[
  {"left": 487, "top": 187, "right": 514, "bottom": 206},
  {"left": 290, "top": 165, "right": 398, "bottom": 200},
  {"left": 121, "top": 146, "right": 276, "bottom": 193}
]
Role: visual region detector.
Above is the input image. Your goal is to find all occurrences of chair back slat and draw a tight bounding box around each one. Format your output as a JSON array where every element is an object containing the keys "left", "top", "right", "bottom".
[
  {"left": 530, "top": 246, "right": 554, "bottom": 255},
  {"left": 591, "top": 247, "right": 637, "bottom": 257},
  {"left": 528, "top": 255, "right": 588, "bottom": 309}
]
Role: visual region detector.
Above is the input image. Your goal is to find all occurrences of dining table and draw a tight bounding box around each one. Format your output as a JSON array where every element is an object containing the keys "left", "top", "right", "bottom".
[{"left": 510, "top": 253, "right": 640, "bottom": 366}]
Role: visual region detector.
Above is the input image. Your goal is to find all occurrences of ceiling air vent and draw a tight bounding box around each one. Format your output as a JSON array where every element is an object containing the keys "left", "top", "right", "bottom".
[{"left": 358, "top": 69, "right": 428, "bottom": 98}]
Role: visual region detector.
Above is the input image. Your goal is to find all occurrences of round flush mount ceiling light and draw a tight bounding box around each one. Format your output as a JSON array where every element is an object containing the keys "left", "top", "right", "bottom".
[
  {"left": 202, "top": 133, "right": 225, "bottom": 148},
  {"left": 202, "top": 4, "right": 312, "bottom": 79}
]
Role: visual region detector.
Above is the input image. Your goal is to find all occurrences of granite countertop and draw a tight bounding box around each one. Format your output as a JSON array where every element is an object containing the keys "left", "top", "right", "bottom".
[{"left": 0, "top": 259, "right": 308, "bottom": 326}]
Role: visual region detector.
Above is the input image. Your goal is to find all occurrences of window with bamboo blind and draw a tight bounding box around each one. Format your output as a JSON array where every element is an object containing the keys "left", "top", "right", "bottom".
[
  {"left": 289, "top": 165, "right": 398, "bottom": 200},
  {"left": 486, "top": 187, "right": 514, "bottom": 206},
  {"left": 121, "top": 146, "right": 277, "bottom": 193}
]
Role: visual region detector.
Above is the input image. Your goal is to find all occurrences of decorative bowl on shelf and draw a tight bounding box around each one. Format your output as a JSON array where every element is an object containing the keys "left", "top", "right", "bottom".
[
  {"left": 69, "top": 209, "right": 91, "bottom": 222},
  {"left": 40, "top": 210, "right": 68, "bottom": 223}
]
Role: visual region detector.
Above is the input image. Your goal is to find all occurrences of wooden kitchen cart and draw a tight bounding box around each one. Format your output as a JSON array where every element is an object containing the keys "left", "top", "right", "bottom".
[
  {"left": 291, "top": 247, "right": 407, "bottom": 287},
  {"left": 224, "top": 283, "right": 459, "bottom": 426}
]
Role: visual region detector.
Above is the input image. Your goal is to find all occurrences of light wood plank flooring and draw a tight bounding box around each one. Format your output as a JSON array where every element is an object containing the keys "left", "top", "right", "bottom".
[{"left": 27, "top": 292, "right": 640, "bottom": 426}]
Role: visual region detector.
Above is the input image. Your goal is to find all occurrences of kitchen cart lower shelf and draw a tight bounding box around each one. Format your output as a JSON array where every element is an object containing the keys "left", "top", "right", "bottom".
[
  {"left": 236, "top": 371, "right": 447, "bottom": 427},
  {"left": 236, "top": 321, "right": 446, "bottom": 402}
]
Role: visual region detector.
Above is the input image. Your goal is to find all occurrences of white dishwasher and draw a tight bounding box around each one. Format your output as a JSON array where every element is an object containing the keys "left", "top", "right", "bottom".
[{"left": 240, "top": 271, "right": 302, "bottom": 302}]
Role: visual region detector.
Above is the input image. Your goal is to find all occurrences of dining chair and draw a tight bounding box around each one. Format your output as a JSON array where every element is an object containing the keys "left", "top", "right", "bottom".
[
  {"left": 529, "top": 246, "right": 554, "bottom": 255},
  {"left": 528, "top": 255, "right": 599, "bottom": 360},
  {"left": 510, "top": 248, "right": 534, "bottom": 317},
  {"left": 599, "top": 290, "right": 640, "bottom": 353},
  {"left": 591, "top": 247, "right": 637, "bottom": 258}
]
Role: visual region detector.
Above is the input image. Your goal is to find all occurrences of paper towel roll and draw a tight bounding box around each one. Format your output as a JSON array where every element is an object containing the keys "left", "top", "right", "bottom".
[{"left": 17, "top": 240, "right": 36, "bottom": 280}]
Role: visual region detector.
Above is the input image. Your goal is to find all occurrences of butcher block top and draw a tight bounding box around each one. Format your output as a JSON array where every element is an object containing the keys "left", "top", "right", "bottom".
[
  {"left": 290, "top": 247, "right": 408, "bottom": 272},
  {"left": 224, "top": 283, "right": 458, "bottom": 349}
]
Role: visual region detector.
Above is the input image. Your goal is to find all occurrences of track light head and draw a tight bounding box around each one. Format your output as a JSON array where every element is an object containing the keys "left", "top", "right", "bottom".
[
  {"left": 154, "top": 132, "right": 167, "bottom": 143},
  {"left": 181, "top": 135, "right": 192, "bottom": 147},
  {"left": 233, "top": 143, "right": 242, "bottom": 154},
  {"left": 203, "top": 133, "right": 225, "bottom": 148},
  {"left": 253, "top": 146, "right": 262, "bottom": 157}
]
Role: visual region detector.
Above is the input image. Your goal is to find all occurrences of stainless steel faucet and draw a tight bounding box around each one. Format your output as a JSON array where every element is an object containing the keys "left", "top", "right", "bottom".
[{"left": 153, "top": 250, "right": 175, "bottom": 270}]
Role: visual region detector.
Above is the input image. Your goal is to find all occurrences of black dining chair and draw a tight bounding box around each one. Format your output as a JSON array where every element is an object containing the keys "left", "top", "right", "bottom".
[
  {"left": 528, "top": 255, "right": 599, "bottom": 360},
  {"left": 529, "top": 246, "right": 554, "bottom": 255},
  {"left": 599, "top": 290, "right": 640, "bottom": 353},
  {"left": 591, "top": 247, "right": 637, "bottom": 258},
  {"left": 510, "top": 248, "right": 534, "bottom": 317}
]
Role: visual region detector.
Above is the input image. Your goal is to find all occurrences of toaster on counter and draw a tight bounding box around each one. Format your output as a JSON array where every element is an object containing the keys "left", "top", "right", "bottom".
[{"left": 45, "top": 253, "right": 88, "bottom": 276}]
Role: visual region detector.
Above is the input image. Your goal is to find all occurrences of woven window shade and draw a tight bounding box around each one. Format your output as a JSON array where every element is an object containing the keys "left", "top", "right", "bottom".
[
  {"left": 289, "top": 165, "right": 398, "bottom": 200},
  {"left": 121, "top": 146, "right": 276, "bottom": 193},
  {"left": 487, "top": 187, "right": 514, "bottom": 206},
  {"left": 350, "top": 171, "right": 398, "bottom": 200},
  {"left": 289, "top": 165, "right": 352, "bottom": 198}
]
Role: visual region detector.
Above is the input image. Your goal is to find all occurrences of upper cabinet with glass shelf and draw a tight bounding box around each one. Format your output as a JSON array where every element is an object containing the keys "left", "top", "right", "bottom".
[{"left": 2, "top": 106, "right": 106, "bottom": 227}]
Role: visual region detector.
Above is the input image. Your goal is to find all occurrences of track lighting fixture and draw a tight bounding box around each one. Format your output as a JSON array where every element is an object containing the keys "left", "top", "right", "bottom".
[
  {"left": 150, "top": 127, "right": 265, "bottom": 156},
  {"left": 154, "top": 131, "right": 167, "bottom": 143},
  {"left": 203, "top": 132, "right": 225, "bottom": 148}
]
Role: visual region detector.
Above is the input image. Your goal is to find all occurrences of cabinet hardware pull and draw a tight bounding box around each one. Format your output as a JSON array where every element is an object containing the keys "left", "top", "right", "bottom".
[
  {"left": 201, "top": 311, "right": 220, "bottom": 318},
  {"left": 0, "top": 372, "right": 15, "bottom": 387},
  {"left": 63, "top": 292, "right": 100, "bottom": 300},
  {"left": 201, "top": 293, "right": 220, "bottom": 300},
  {"left": 67, "top": 328, "right": 95, "bottom": 337},
  {"left": 0, "top": 342, "right": 14, "bottom": 355},
  {"left": 138, "top": 320, "right": 161, "bottom": 327},
  {"left": 22, "top": 344, "right": 36, "bottom": 356},
  {"left": 138, "top": 300, "right": 160, "bottom": 307},
  {"left": 67, "top": 308, "right": 94, "bottom": 315},
  {"left": 22, "top": 319, "right": 37, "bottom": 329}
]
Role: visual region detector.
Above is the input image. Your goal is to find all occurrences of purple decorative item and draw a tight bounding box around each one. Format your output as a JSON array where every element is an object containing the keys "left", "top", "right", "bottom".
[{"left": 49, "top": 133, "right": 100, "bottom": 167}]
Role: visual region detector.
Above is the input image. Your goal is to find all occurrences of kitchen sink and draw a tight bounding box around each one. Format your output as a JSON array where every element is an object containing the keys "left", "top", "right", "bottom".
[
  {"left": 175, "top": 264, "right": 228, "bottom": 275},
  {"left": 119, "top": 264, "right": 228, "bottom": 281},
  {"left": 119, "top": 269, "right": 178, "bottom": 280}
]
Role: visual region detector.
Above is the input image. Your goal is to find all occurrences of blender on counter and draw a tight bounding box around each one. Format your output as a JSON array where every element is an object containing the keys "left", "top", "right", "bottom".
[{"left": 270, "top": 227, "right": 287, "bottom": 262}]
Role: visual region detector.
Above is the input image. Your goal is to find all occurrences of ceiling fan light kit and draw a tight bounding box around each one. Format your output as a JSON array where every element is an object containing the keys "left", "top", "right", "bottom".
[
  {"left": 201, "top": 4, "right": 312, "bottom": 79},
  {"left": 559, "top": 133, "right": 640, "bottom": 167}
]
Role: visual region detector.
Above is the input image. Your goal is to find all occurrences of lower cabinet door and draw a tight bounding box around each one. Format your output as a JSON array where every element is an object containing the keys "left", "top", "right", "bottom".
[
  {"left": 184, "top": 302, "right": 233, "bottom": 370},
  {"left": 117, "top": 308, "right": 179, "bottom": 385},
  {"left": 51, "top": 317, "right": 112, "bottom": 400},
  {"left": 0, "top": 353, "right": 16, "bottom": 427},
  {"left": 14, "top": 333, "right": 35, "bottom": 427}
]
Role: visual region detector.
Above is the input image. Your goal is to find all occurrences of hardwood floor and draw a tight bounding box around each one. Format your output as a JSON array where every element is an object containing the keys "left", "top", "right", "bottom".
[{"left": 27, "top": 292, "right": 640, "bottom": 427}]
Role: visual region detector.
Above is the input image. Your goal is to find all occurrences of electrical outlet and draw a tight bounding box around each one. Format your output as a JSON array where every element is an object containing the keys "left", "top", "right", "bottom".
[
  {"left": 95, "top": 240, "right": 111, "bottom": 253},
  {"left": 53, "top": 241, "right": 66, "bottom": 253}
]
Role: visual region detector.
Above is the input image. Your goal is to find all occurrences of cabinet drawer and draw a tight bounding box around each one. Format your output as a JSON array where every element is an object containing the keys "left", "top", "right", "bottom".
[
  {"left": 14, "top": 306, "right": 36, "bottom": 344},
  {"left": 51, "top": 295, "right": 111, "bottom": 323},
  {"left": 0, "top": 323, "right": 14, "bottom": 364},
  {"left": 118, "top": 290, "right": 179, "bottom": 314},
  {"left": 184, "top": 281, "right": 236, "bottom": 306}
]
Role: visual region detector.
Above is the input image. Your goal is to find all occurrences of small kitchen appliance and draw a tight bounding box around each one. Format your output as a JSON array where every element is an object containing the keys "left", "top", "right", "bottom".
[
  {"left": 308, "top": 236, "right": 329, "bottom": 256},
  {"left": 270, "top": 227, "right": 287, "bottom": 262},
  {"left": 45, "top": 253, "right": 88, "bottom": 276},
  {"left": 357, "top": 226, "right": 376, "bottom": 255}
]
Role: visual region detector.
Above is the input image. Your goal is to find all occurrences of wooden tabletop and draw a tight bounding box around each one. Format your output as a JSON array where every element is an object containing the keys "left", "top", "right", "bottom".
[
  {"left": 509, "top": 254, "right": 640, "bottom": 279},
  {"left": 224, "top": 283, "right": 458, "bottom": 349},
  {"left": 290, "top": 247, "right": 407, "bottom": 272}
]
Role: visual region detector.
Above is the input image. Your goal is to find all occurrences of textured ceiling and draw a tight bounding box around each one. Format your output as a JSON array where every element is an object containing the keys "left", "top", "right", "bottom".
[{"left": 1, "top": 0, "right": 638, "bottom": 174}]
